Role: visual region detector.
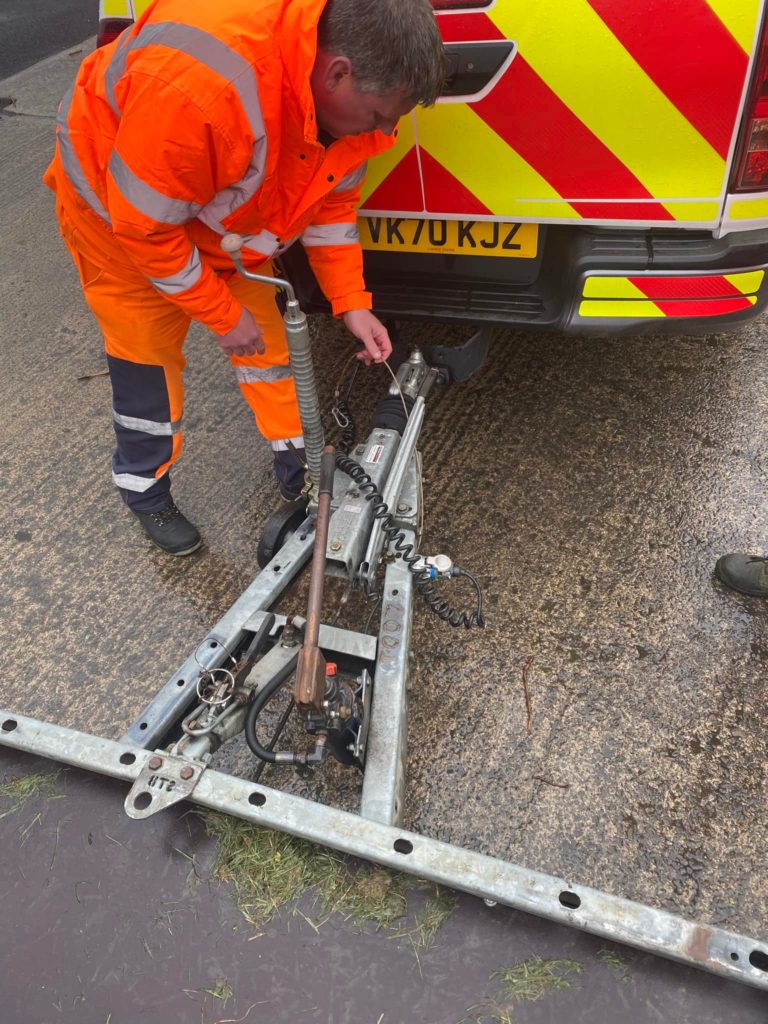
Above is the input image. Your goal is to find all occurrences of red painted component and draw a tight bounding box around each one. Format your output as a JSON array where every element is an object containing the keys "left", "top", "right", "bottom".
[
  {"left": 363, "top": 148, "right": 424, "bottom": 212},
  {"left": 436, "top": 13, "right": 501, "bottom": 43},
  {"left": 627, "top": 275, "right": 745, "bottom": 299},
  {"left": 652, "top": 296, "right": 755, "bottom": 316},
  {"left": 96, "top": 18, "right": 133, "bottom": 48},
  {"left": 586, "top": 0, "right": 748, "bottom": 160},
  {"left": 628, "top": 275, "right": 754, "bottom": 314},
  {"left": 472, "top": 56, "right": 674, "bottom": 220},
  {"left": 733, "top": 11, "right": 768, "bottom": 190},
  {"left": 420, "top": 149, "right": 493, "bottom": 215},
  {"left": 325, "top": 663, "right": 337, "bottom": 678}
]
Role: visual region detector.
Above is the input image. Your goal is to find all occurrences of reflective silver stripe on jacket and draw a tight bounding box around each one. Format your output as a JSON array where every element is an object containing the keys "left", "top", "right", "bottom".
[
  {"left": 105, "top": 22, "right": 267, "bottom": 230},
  {"left": 56, "top": 86, "right": 111, "bottom": 223},
  {"left": 109, "top": 151, "right": 202, "bottom": 224},
  {"left": 112, "top": 469, "right": 168, "bottom": 492},
  {"left": 149, "top": 249, "right": 203, "bottom": 294},
  {"left": 333, "top": 162, "right": 367, "bottom": 193},
  {"left": 301, "top": 222, "right": 360, "bottom": 247},
  {"left": 270, "top": 435, "right": 304, "bottom": 452},
  {"left": 197, "top": 149, "right": 267, "bottom": 234},
  {"left": 229, "top": 229, "right": 280, "bottom": 259},
  {"left": 235, "top": 365, "right": 293, "bottom": 385},
  {"left": 105, "top": 22, "right": 264, "bottom": 138},
  {"left": 113, "top": 411, "right": 183, "bottom": 436}
]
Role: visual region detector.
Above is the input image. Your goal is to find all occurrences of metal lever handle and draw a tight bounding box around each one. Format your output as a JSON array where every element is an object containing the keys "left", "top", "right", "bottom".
[{"left": 221, "top": 233, "right": 298, "bottom": 309}]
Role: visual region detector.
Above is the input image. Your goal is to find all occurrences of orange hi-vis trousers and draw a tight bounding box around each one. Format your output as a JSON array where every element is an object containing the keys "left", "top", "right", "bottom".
[{"left": 63, "top": 237, "right": 304, "bottom": 513}]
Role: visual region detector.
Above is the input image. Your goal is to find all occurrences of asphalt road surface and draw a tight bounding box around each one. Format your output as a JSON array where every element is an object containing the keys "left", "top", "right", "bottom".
[
  {"left": 0, "top": 39, "right": 767, "bottom": 1024},
  {"left": 0, "top": 0, "right": 97, "bottom": 80}
]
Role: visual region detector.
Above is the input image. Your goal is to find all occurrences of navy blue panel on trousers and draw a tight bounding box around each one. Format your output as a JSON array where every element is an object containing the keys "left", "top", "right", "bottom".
[
  {"left": 107, "top": 354, "right": 172, "bottom": 422},
  {"left": 107, "top": 355, "right": 175, "bottom": 513}
]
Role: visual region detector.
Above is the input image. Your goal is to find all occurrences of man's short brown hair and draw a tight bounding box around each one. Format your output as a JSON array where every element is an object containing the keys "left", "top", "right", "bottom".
[{"left": 318, "top": 0, "right": 445, "bottom": 106}]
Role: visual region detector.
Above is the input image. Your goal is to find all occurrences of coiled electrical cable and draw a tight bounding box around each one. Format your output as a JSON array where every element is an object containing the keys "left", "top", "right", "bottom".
[
  {"left": 331, "top": 354, "right": 361, "bottom": 455},
  {"left": 335, "top": 453, "right": 485, "bottom": 630},
  {"left": 334, "top": 397, "right": 356, "bottom": 455}
]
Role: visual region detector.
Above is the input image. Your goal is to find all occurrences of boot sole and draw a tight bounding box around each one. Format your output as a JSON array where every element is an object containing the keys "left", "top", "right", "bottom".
[
  {"left": 714, "top": 564, "right": 768, "bottom": 597},
  {"left": 164, "top": 538, "right": 203, "bottom": 556},
  {"left": 138, "top": 529, "right": 203, "bottom": 556}
]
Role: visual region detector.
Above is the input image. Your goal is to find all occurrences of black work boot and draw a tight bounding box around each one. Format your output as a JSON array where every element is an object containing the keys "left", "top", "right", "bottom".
[
  {"left": 715, "top": 553, "right": 768, "bottom": 597},
  {"left": 131, "top": 500, "right": 202, "bottom": 556},
  {"left": 273, "top": 447, "right": 307, "bottom": 501}
]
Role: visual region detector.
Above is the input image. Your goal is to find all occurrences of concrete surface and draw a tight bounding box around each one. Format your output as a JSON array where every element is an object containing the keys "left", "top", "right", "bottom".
[
  {"left": 2, "top": 748, "right": 767, "bottom": 1024},
  {"left": 0, "top": 42, "right": 767, "bottom": 1021}
]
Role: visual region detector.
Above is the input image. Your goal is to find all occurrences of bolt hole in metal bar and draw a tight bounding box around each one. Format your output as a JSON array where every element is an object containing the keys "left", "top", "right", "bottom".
[{"left": 2, "top": 712, "right": 767, "bottom": 989}]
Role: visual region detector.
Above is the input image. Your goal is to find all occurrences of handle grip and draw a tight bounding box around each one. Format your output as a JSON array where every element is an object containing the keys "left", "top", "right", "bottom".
[{"left": 221, "top": 233, "right": 244, "bottom": 255}]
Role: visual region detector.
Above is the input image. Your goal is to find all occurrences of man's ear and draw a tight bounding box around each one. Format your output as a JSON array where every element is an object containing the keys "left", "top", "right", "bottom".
[{"left": 325, "top": 55, "right": 353, "bottom": 93}]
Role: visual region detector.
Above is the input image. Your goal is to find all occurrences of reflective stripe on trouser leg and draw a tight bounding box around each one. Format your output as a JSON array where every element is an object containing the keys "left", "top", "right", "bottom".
[
  {"left": 107, "top": 355, "right": 181, "bottom": 511},
  {"left": 67, "top": 245, "right": 190, "bottom": 511},
  {"left": 228, "top": 268, "right": 303, "bottom": 443}
]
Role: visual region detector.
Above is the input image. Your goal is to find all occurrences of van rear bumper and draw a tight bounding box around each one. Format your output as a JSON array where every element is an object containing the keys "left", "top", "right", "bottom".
[{"left": 279, "top": 225, "right": 768, "bottom": 336}]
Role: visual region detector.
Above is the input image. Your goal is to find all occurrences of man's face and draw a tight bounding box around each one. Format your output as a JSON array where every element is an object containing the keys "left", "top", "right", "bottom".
[{"left": 311, "top": 54, "right": 414, "bottom": 139}]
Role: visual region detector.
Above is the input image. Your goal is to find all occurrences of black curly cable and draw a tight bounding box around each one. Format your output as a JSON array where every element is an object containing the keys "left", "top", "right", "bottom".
[
  {"left": 335, "top": 398, "right": 356, "bottom": 455},
  {"left": 336, "top": 453, "right": 485, "bottom": 630},
  {"left": 331, "top": 356, "right": 361, "bottom": 455}
]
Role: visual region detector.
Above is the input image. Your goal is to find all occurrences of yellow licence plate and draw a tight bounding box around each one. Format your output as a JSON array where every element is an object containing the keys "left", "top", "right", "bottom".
[{"left": 359, "top": 218, "right": 538, "bottom": 259}]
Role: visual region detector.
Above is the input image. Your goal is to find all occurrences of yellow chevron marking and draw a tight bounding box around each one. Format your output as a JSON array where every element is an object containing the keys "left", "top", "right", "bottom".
[
  {"left": 490, "top": 0, "right": 725, "bottom": 200},
  {"left": 724, "top": 270, "right": 765, "bottom": 293},
  {"left": 361, "top": 113, "right": 420, "bottom": 206},
  {"left": 704, "top": 0, "right": 761, "bottom": 54},
  {"left": 660, "top": 201, "right": 720, "bottom": 222},
  {"left": 579, "top": 299, "right": 665, "bottom": 317},
  {"left": 415, "top": 104, "right": 579, "bottom": 220},
  {"left": 582, "top": 277, "right": 648, "bottom": 299},
  {"left": 728, "top": 196, "right": 768, "bottom": 220}
]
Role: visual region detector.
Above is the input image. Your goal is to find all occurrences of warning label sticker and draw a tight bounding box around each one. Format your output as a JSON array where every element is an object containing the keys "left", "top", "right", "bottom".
[{"left": 366, "top": 444, "right": 384, "bottom": 464}]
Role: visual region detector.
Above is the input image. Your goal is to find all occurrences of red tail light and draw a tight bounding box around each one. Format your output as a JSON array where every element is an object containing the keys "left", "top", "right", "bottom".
[
  {"left": 733, "top": 14, "right": 768, "bottom": 191},
  {"left": 97, "top": 18, "right": 133, "bottom": 48}
]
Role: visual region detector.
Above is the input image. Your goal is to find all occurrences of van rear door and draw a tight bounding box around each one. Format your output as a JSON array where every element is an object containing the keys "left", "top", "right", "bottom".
[{"left": 361, "top": 0, "right": 764, "bottom": 233}]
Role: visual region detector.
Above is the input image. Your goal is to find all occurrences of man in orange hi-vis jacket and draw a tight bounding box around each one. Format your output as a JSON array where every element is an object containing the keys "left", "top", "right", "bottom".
[{"left": 44, "top": 0, "right": 444, "bottom": 555}]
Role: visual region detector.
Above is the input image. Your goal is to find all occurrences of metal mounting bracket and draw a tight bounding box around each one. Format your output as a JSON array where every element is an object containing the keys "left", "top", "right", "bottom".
[
  {"left": 426, "top": 326, "right": 493, "bottom": 384},
  {"left": 125, "top": 752, "right": 207, "bottom": 819}
]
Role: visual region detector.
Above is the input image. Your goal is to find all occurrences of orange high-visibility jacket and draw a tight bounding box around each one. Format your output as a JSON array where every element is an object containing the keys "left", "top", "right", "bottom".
[{"left": 45, "top": 0, "right": 397, "bottom": 334}]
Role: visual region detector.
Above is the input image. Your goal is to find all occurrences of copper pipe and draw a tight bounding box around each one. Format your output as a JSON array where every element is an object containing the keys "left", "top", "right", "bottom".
[{"left": 294, "top": 446, "right": 336, "bottom": 709}]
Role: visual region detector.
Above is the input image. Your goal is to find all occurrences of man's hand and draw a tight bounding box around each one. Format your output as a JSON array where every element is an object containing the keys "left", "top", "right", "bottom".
[
  {"left": 343, "top": 309, "right": 392, "bottom": 365},
  {"left": 215, "top": 307, "right": 265, "bottom": 357}
]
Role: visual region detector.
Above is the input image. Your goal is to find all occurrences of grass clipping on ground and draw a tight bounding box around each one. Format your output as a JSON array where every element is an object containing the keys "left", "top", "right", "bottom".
[
  {"left": 0, "top": 772, "right": 61, "bottom": 820},
  {"left": 202, "top": 810, "right": 455, "bottom": 944},
  {"left": 463, "top": 955, "right": 585, "bottom": 1023}
]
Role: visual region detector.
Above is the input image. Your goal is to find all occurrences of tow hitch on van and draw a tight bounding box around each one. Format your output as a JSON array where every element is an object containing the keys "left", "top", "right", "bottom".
[{"left": 1, "top": 235, "right": 766, "bottom": 992}]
